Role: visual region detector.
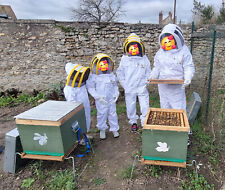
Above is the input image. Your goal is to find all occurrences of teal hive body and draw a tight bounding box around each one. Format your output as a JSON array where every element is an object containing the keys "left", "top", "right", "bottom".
[
  {"left": 142, "top": 108, "right": 190, "bottom": 168},
  {"left": 15, "top": 101, "right": 86, "bottom": 157}
]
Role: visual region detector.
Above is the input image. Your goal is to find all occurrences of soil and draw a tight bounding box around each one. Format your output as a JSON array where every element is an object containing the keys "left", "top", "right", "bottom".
[{"left": 0, "top": 102, "right": 224, "bottom": 190}]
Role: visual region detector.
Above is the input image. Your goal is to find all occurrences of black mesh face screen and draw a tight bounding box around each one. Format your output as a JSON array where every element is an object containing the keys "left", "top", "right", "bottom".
[
  {"left": 176, "top": 26, "right": 183, "bottom": 35},
  {"left": 174, "top": 30, "right": 184, "bottom": 46}
]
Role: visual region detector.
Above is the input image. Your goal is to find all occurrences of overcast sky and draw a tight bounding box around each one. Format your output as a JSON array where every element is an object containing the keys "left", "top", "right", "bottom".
[{"left": 0, "top": 0, "right": 222, "bottom": 24}]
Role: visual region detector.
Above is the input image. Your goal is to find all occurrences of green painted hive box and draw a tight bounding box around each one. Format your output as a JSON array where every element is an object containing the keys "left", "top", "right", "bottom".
[
  {"left": 15, "top": 100, "right": 86, "bottom": 161},
  {"left": 142, "top": 108, "right": 190, "bottom": 168}
]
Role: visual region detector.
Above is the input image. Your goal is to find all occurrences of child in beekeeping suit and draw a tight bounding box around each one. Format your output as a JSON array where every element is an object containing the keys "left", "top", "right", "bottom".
[
  {"left": 86, "top": 53, "right": 120, "bottom": 139},
  {"left": 63, "top": 62, "right": 91, "bottom": 133},
  {"left": 150, "top": 24, "right": 195, "bottom": 109},
  {"left": 116, "top": 33, "right": 151, "bottom": 132}
]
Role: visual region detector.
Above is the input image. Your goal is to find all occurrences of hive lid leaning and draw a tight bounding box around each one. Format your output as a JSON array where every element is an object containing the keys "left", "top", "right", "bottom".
[{"left": 15, "top": 100, "right": 83, "bottom": 126}]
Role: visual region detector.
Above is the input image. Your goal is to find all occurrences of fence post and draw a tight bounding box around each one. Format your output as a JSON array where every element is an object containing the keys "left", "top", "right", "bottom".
[
  {"left": 190, "top": 21, "right": 194, "bottom": 54},
  {"left": 206, "top": 29, "right": 217, "bottom": 121}
]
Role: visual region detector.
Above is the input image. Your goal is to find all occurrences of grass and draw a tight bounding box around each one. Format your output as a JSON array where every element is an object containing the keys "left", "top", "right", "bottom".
[
  {"left": 93, "top": 177, "right": 106, "bottom": 186},
  {"left": 25, "top": 161, "right": 76, "bottom": 190},
  {"left": 0, "top": 93, "right": 44, "bottom": 107},
  {"left": 21, "top": 178, "right": 35, "bottom": 189},
  {"left": 47, "top": 169, "right": 76, "bottom": 190},
  {"left": 149, "top": 93, "right": 160, "bottom": 108},
  {"left": 31, "top": 160, "right": 45, "bottom": 180},
  {"left": 120, "top": 165, "right": 135, "bottom": 179},
  {"left": 147, "top": 165, "right": 162, "bottom": 178},
  {"left": 179, "top": 170, "right": 214, "bottom": 190}
]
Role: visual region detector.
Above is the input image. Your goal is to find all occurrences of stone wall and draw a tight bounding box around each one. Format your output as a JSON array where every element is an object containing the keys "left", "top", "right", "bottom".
[{"left": 0, "top": 19, "right": 224, "bottom": 92}]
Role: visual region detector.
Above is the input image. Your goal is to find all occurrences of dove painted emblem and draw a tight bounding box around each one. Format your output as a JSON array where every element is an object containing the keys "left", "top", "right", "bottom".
[
  {"left": 156, "top": 142, "right": 170, "bottom": 152},
  {"left": 33, "top": 133, "right": 48, "bottom": 146}
]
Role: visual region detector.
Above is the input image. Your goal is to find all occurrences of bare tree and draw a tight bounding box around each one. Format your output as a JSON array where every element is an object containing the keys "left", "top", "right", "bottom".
[{"left": 71, "top": 0, "right": 124, "bottom": 25}]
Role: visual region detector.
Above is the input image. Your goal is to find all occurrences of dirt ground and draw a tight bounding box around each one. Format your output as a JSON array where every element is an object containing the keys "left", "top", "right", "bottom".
[{"left": 0, "top": 102, "right": 224, "bottom": 190}]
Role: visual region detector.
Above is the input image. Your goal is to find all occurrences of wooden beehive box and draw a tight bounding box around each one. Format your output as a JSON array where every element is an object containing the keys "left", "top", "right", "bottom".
[
  {"left": 15, "top": 100, "right": 86, "bottom": 161},
  {"left": 142, "top": 108, "right": 190, "bottom": 168}
]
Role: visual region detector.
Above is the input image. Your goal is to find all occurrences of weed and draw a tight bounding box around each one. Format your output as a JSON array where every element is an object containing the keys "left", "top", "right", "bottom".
[
  {"left": 121, "top": 165, "right": 135, "bottom": 179},
  {"left": 21, "top": 178, "right": 35, "bottom": 189},
  {"left": 116, "top": 103, "right": 127, "bottom": 114},
  {"left": 147, "top": 165, "right": 162, "bottom": 178},
  {"left": 93, "top": 177, "right": 106, "bottom": 186},
  {"left": 179, "top": 171, "right": 214, "bottom": 190},
  {"left": 217, "top": 88, "right": 225, "bottom": 95},
  {"left": 132, "top": 149, "right": 142, "bottom": 158},
  {"left": 47, "top": 169, "right": 76, "bottom": 190},
  {"left": 0, "top": 93, "right": 44, "bottom": 107},
  {"left": 191, "top": 118, "right": 218, "bottom": 164},
  {"left": 54, "top": 23, "right": 74, "bottom": 33},
  {"left": 91, "top": 108, "right": 97, "bottom": 116},
  {"left": 149, "top": 93, "right": 160, "bottom": 108},
  {"left": 44, "top": 81, "right": 65, "bottom": 100},
  {"left": 31, "top": 160, "right": 44, "bottom": 180}
]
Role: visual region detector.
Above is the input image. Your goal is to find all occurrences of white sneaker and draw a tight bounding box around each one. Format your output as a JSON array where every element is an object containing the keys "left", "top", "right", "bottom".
[
  {"left": 100, "top": 130, "right": 106, "bottom": 139},
  {"left": 112, "top": 131, "right": 119, "bottom": 138}
]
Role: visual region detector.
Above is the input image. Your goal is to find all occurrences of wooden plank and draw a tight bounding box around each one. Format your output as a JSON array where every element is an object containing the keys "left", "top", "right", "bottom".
[
  {"left": 143, "top": 125, "right": 189, "bottom": 132},
  {"left": 182, "top": 110, "right": 190, "bottom": 129},
  {"left": 180, "top": 113, "right": 184, "bottom": 127},
  {"left": 60, "top": 104, "right": 84, "bottom": 125},
  {"left": 64, "top": 141, "right": 79, "bottom": 158},
  {"left": 20, "top": 141, "right": 79, "bottom": 162},
  {"left": 141, "top": 158, "right": 186, "bottom": 168},
  {"left": 16, "top": 104, "right": 84, "bottom": 126},
  {"left": 16, "top": 119, "right": 61, "bottom": 126},
  {"left": 149, "top": 108, "right": 184, "bottom": 113},
  {"left": 150, "top": 79, "right": 184, "bottom": 84},
  {"left": 143, "top": 108, "right": 151, "bottom": 126},
  {"left": 21, "top": 152, "right": 64, "bottom": 161}
]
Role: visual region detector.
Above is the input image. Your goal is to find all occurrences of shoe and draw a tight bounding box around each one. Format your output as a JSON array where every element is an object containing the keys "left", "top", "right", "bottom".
[
  {"left": 100, "top": 130, "right": 106, "bottom": 139},
  {"left": 131, "top": 123, "right": 138, "bottom": 132},
  {"left": 112, "top": 131, "right": 119, "bottom": 138}
]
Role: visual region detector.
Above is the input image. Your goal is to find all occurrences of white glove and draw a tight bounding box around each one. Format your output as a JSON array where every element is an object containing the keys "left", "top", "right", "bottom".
[
  {"left": 182, "top": 79, "right": 191, "bottom": 88},
  {"left": 97, "top": 97, "right": 107, "bottom": 105}
]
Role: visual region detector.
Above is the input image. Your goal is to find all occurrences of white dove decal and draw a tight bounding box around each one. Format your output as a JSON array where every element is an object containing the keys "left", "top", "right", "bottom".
[
  {"left": 33, "top": 133, "right": 48, "bottom": 146},
  {"left": 156, "top": 142, "right": 170, "bottom": 152}
]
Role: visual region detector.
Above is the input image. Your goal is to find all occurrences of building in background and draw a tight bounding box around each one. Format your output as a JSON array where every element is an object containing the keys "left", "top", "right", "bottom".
[
  {"left": 0, "top": 5, "right": 17, "bottom": 20},
  {"left": 159, "top": 11, "right": 176, "bottom": 25}
]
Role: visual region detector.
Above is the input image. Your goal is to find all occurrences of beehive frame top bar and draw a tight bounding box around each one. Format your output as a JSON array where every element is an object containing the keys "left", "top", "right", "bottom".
[
  {"left": 143, "top": 108, "right": 190, "bottom": 132},
  {"left": 15, "top": 100, "right": 83, "bottom": 126},
  {"left": 149, "top": 79, "right": 184, "bottom": 84}
]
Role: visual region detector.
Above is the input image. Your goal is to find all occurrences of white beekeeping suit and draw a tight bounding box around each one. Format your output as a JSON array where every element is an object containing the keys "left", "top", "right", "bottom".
[
  {"left": 150, "top": 24, "right": 195, "bottom": 109},
  {"left": 63, "top": 62, "right": 91, "bottom": 132},
  {"left": 116, "top": 33, "right": 151, "bottom": 130},
  {"left": 86, "top": 53, "right": 120, "bottom": 139}
]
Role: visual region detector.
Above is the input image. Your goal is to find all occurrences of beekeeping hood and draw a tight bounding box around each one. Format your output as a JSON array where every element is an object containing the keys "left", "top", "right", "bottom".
[
  {"left": 65, "top": 62, "right": 90, "bottom": 87},
  {"left": 90, "top": 53, "right": 114, "bottom": 75},
  {"left": 159, "top": 24, "right": 184, "bottom": 51},
  {"left": 123, "top": 33, "right": 145, "bottom": 57}
]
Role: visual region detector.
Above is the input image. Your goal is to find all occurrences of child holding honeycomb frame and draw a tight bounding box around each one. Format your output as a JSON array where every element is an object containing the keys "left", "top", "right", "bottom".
[{"left": 149, "top": 24, "right": 195, "bottom": 109}]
